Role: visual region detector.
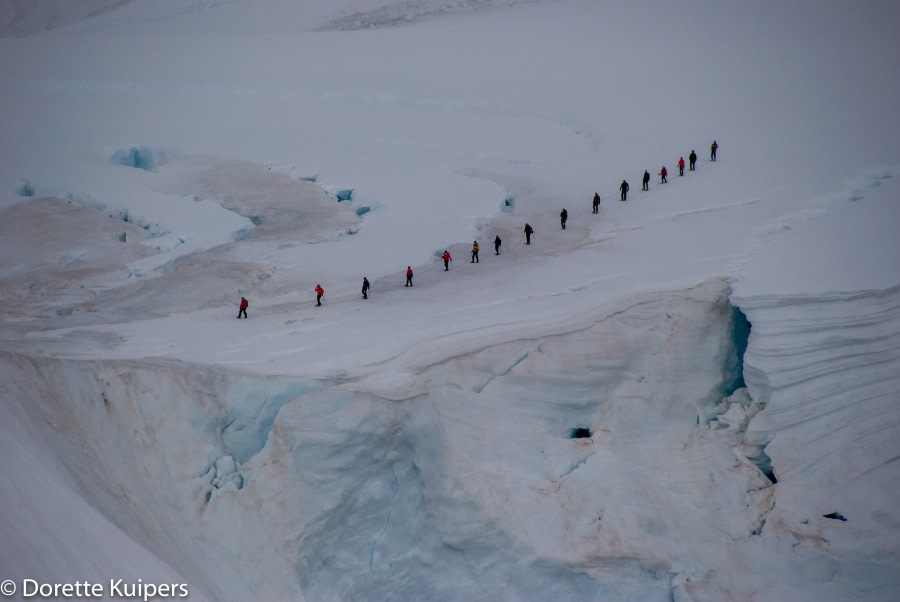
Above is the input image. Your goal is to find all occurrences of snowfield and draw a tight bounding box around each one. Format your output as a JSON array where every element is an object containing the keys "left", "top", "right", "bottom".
[{"left": 1, "top": 0, "right": 899, "bottom": 600}]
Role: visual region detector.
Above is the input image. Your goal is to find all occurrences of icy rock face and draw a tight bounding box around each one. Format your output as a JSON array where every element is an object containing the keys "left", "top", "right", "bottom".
[
  {"left": 10, "top": 279, "right": 898, "bottom": 600},
  {"left": 705, "top": 388, "right": 774, "bottom": 482},
  {"left": 732, "top": 285, "right": 900, "bottom": 596},
  {"left": 2, "top": 279, "right": 776, "bottom": 600},
  {"left": 197, "top": 279, "right": 770, "bottom": 600},
  {"left": 0, "top": 353, "right": 318, "bottom": 601}
]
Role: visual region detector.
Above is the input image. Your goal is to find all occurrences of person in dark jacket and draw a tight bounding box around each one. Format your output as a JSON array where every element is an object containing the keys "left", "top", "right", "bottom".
[
  {"left": 237, "top": 296, "right": 249, "bottom": 318},
  {"left": 689, "top": 150, "right": 697, "bottom": 171},
  {"left": 362, "top": 277, "right": 370, "bottom": 299},
  {"left": 592, "top": 192, "right": 600, "bottom": 214},
  {"left": 494, "top": 235, "right": 502, "bottom": 255},
  {"left": 620, "top": 180, "right": 630, "bottom": 201},
  {"left": 711, "top": 140, "right": 718, "bottom": 161},
  {"left": 524, "top": 223, "right": 534, "bottom": 244},
  {"left": 560, "top": 208, "right": 568, "bottom": 230},
  {"left": 642, "top": 170, "right": 650, "bottom": 191}
]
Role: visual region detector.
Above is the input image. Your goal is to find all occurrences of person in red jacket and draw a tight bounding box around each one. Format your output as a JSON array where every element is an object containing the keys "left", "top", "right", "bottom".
[
  {"left": 315, "top": 284, "right": 324, "bottom": 306},
  {"left": 405, "top": 266, "right": 414, "bottom": 287},
  {"left": 237, "top": 296, "right": 249, "bottom": 319},
  {"left": 659, "top": 166, "right": 668, "bottom": 183},
  {"left": 678, "top": 156, "right": 685, "bottom": 176},
  {"left": 442, "top": 250, "right": 452, "bottom": 271}
]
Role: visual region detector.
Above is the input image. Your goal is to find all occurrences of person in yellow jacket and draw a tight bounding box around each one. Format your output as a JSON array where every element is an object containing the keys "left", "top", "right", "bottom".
[{"left": 470, "top": 241, "right": 480, "bottom": 263}]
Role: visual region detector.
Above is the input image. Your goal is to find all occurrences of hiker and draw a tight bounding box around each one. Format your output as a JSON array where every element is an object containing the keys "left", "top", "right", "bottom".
[
  {"left": 442, "top": 250, "right": 452, "bottom": 271},
  {"left": 592, "top": 192, "right": 600, "bottom": 214},
  {"left": 642, "top": 171, "right": 650, "bottom": 191},
  {"left": 362, "top": 277, "right": 370, "bottom": 299},
  {"left": 524, "top": 223, "right": 534, "bottom": 244},
  {"left": 678, "top": 156, "right": 685, "bottom": 176},
  {"left": 405, "top": 266, "right": 414, "bottom": 287},
  {"left": 494, "top": 235, "right": 502, "bottom": 255},
  {"left": 470, "top": 241, "right": 480, "bottom": 263},
  {"left": 620, "top": 179, "right": 629, "bottom": 201},
  {"left": 315, "top": 284, "right": 324, "bottom": 306},
  {"left": 711, "top": 140, "right": 718, "bottom": 161},
  {"left": 659, "top": 166, "right": 668, "bottom": 183},
  {"left": 560, "top": 208, "right": 568, "bottom": 230},
  {"left": 689, "top": 149, "right": 697, "bottom": 171},
  {"left": 237, "top": 296, "right": 249, "bottom": 319}
]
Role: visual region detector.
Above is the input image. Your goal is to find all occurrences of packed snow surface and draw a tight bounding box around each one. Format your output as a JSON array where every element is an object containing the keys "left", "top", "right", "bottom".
[{"left": 1, "top": 1, "right": 899, "bottom": 600}]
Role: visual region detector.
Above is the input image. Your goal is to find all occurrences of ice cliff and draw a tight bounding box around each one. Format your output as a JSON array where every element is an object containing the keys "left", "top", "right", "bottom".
[{"left": 8, "top": 279, "right": 897, "bottom": 599}]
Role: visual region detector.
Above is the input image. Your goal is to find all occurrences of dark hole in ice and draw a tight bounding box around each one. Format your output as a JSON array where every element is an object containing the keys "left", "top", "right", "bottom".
[
  {"left": 823, "top": 512, "right": 847, "bottom": 522},
  {"left": 570, "top": 427, "right": 592, "bottom": 439}
]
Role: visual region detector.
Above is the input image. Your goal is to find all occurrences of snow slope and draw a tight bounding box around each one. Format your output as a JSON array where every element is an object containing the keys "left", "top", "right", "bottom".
[{"left": 1, "top": 0, "right": 899, "bottom": 600}]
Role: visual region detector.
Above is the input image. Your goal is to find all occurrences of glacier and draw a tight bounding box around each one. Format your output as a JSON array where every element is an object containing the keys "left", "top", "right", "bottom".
[{"left": 3, "top": 281, "right": 771, "bottom": 600}]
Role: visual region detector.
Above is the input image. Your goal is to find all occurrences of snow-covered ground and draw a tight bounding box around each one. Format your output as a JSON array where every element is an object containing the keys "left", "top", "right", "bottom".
[{"left": 1, "top": 1, "right": 899, "bottom": 600}]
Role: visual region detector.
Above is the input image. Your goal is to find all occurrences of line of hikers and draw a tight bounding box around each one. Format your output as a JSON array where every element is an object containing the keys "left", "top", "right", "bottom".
[
  {"left": 237, "top": 141, "right": 718, "bottom": 315},
  {"left": 621, "top": 142, "right": 716, "bottom": 200},
  {"left": 237, "top": 231, "right": 507, "bottom": 314}
]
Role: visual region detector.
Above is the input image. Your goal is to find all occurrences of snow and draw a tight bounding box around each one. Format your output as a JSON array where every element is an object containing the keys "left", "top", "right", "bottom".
[{"left": 1, "top": 0, "right": 899, "bottom": 600}]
